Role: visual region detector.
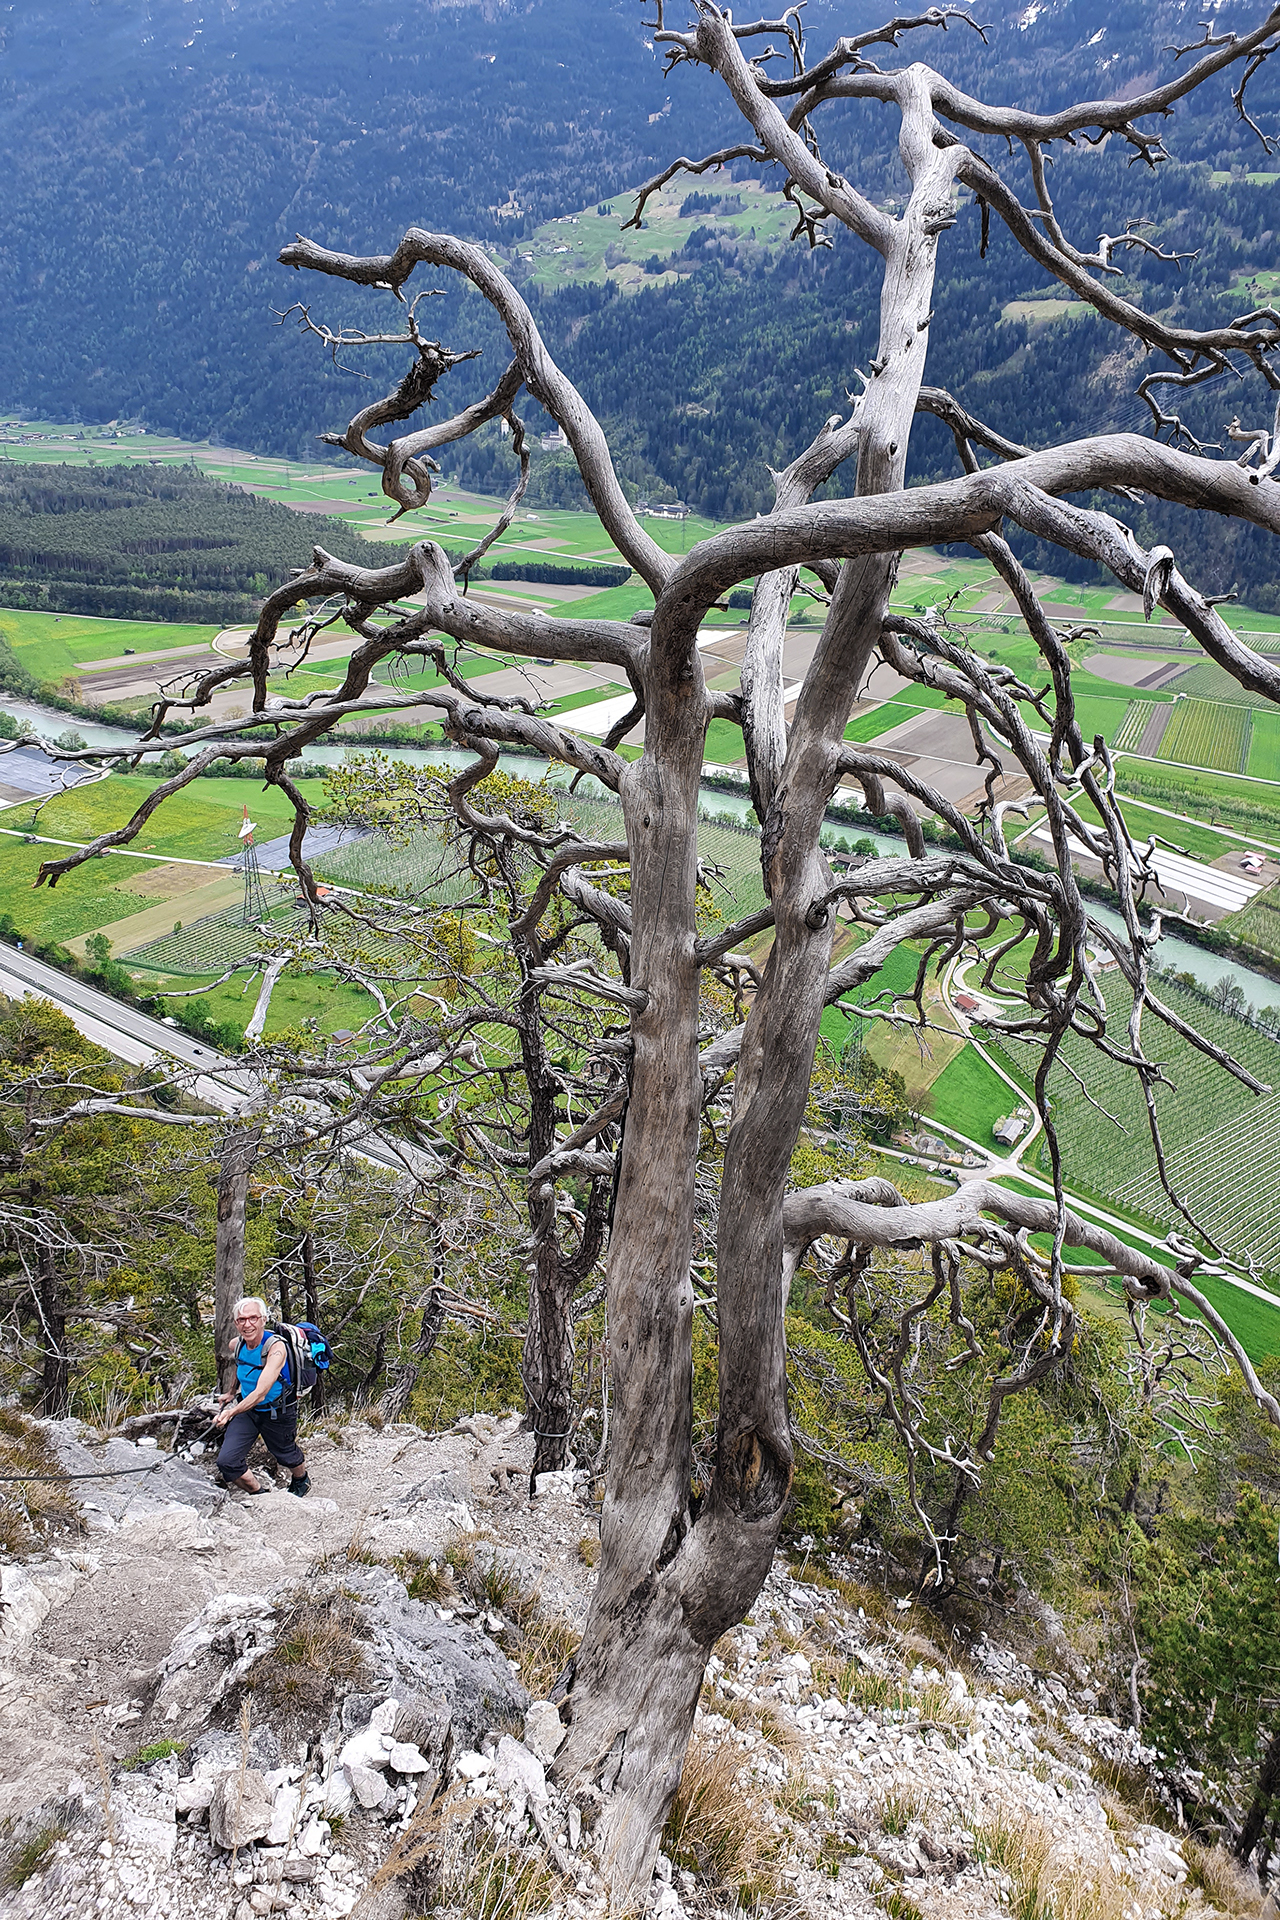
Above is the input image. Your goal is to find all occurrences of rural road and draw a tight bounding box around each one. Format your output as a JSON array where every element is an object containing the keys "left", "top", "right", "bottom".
[{"left": 0, "top": 941, "right": 423, "bottom": 1178}]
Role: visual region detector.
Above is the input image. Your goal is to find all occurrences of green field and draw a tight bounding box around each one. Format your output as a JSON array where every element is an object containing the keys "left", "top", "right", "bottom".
[
  {"left": 926, "top": 1044, "right": 1018, "bottom": 1141},
  {"left": 1156, "top": 697, "right": 1251, "bottom": 774},
  {"left": 519, "top": 179, "right": 797, "bottom": 296},
  {"left": 1112, "top": 701, "right": 1154, "bottom": 753},
  {"left": 1247, "top": 710, "right": 1280, "bottom": 780},
  {"left": 993, "top": 1177, "right": 1280, "bottom": 1361},
  {"left": 160, "top": 965, "right": 386, "bottom": 1041},
  {"left": 0, "top": 607, "right": 222, "bottom": 684},
  {"left": 1222, "top": 881, "right": 1280, "bottom": 959},
  {"left": 843, "top": 684, "right": 950, "bottom": 743}
]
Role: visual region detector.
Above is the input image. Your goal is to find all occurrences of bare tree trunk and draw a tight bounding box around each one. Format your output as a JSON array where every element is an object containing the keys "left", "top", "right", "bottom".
[
  {"left": 380, "top": 1279, "right": 446, "bottom": 1422},
  {"left": 525, "top": 1236, "right": 575, "bottom": 1485},
  {"left": 213, "top": 1125, "right": 259, "bottom": 1395},
  {"left": 37, "top": 1243, "right": 70, "bottom": 1418},
  {"left": 1236, "top": 1726, "right": 1280, "bottom": 1868},
  {"left": 277, "top": 1229, "right": 295, "bottom": 1325},
  {"left": 553, "top": 48, "right": 957, "bottom": 1893},
  {"left": 553, "top": 617, "right": 711, "bottom": 1890}
]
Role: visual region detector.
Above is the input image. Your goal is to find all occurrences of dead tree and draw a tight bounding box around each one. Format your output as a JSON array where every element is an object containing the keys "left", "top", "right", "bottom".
[{"left": 34, "top": 3, "right": 1280, "bottom": 1892}]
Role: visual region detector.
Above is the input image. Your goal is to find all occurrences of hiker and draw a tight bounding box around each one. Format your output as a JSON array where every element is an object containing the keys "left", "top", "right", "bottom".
[{"left": 211, "top": 1296, "right": 311, "bottom": 1497}]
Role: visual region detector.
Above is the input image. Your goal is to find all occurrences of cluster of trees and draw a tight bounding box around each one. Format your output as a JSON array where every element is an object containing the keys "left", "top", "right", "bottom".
[{"left": 0, "top": 464, "right": 408, "bottom": 623}]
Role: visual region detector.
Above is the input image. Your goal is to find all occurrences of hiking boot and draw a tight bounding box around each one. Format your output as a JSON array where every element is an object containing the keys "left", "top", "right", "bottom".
[{"left": 287, "top": 1472, "right": 311, "bottom": 1498}]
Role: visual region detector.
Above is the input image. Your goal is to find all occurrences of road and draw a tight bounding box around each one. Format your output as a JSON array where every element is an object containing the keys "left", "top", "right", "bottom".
[{"left": 0, "top": 941, "right": 422, "bottom": 1177}]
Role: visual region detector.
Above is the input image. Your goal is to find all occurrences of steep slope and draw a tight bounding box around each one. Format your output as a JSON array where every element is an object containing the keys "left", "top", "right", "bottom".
[{"left": 0, "top": 1407, "right": 1268, "bottom": 1920}]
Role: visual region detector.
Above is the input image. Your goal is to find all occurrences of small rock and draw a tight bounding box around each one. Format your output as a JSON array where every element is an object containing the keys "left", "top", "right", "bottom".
[
  {"left": 337, "top": 1727, "right": 390, "bottom": 1773},
  {"left": 346, "top": 1764, "right": 387, "bottom": 1810},
  {"left": 388, "top": 1741, "right": 431, "bottom": 1775},
  {"left": 322, "top": 1773, "right": 354, "bottom": 1821},
  {"left": 455, "top": 1751, "right": 491, "bottom": 1781},
  {"left": 368, "top": 1698, "right": 400, "bottom": 1735},
  {"left": 209, "top": 1769, "right": 273, "bottom": 1851},
  {"left": 267, "top": 1786, "right": 301, "bottom": 1846},
  {"left": 175, "top": 1777, "right": 215, "bottom": 1814},
  {"left": 340, "top": 1694, "right": 375, "bottom": 1733},
  {"left": 298, "top": 1816, "right": 330, "bottom": 1857},
  {"left": 282, "top": 1858, "right": 316, "bottom": 1883},
  {"left": 494, "top": 1735, "right": 546, "bottom": 1805},
  {"left": 524, "top": 1700, "right": 566, "bottom": 1764}
]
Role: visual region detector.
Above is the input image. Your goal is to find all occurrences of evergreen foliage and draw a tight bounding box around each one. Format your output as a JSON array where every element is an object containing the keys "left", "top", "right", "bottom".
[{"left": 0, "top": 463, "right": 409, "bottom": 622}]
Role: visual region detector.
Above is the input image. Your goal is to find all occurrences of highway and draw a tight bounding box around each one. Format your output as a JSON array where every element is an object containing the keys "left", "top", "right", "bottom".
[{"left": 0, "top": 941, "right": 422, "bottom": 1177}]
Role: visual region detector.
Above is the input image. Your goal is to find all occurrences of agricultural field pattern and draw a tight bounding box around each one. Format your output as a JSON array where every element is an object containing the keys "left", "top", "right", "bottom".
[{"left": 1, "top": 418, "right": 1280, "bottom": 1352}]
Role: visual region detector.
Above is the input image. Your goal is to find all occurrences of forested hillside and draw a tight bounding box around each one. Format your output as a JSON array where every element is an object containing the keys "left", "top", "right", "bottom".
[
  {"left": 2, "top": 0, "right": 1279, "bottom": 595},
  {"left": 0, "top": 464, "right": 410, "bottom": 623}
]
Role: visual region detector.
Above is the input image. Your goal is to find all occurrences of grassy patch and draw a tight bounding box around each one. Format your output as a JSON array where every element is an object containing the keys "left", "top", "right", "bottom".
[
  {"left": 0, "top": 1407, "right": 78, "bottom": 1554},
  {"left": 252, "top": 1584, "right": 370, "bottom": 1732},
  {"left": 0, "top": 1823, "right": 67, "bottom": 1892},
  {"left": 3, "top": 773, "right": 329, "bottom": 863},
  {"left": 703, "top": 716, "right": 745, "bottom": 765},
  {"left": 1247, "top": 709, "right": 1280, "bottom": 780},
  {"left": 663, "top": 1733, "right": 781, "bottom": 1906},
  {"left": 925, "top": 1044, "right": 1016, "bottom": 1142},
  {"left": 0, "top": 606, "right": 221, "bottom": 680}
]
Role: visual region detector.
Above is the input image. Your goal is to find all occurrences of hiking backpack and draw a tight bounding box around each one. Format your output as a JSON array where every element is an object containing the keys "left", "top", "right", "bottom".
[{"left": 271, "top": 1321, "right": 333, "bottom": 1405}]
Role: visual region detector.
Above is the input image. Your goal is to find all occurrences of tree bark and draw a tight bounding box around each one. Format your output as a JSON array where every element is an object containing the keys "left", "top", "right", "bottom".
[
  {"left": 553, "top": 645, "right": 710, "bottom": 1893},
  {"left": 213, "top": 1125, "right": 259, "bottom": 1395},
  {"left": 1236, "top": 1724, "right": 1280, "bottom": 1867}
]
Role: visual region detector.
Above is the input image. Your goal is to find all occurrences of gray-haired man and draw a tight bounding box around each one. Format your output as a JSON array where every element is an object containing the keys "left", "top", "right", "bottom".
[{"left": 211, "top": 1296, "right": 310, "bottom": 1496}]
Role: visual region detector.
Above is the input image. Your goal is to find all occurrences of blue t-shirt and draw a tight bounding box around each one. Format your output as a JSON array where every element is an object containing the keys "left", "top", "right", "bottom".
[{"left": 237, "top": 1333, "right": 286, "bottom": 1407}]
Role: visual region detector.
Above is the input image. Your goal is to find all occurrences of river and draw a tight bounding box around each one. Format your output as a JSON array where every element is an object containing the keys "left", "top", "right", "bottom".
[{"left": 3, "top": 696, "right": 1273, "bottom": 1007}]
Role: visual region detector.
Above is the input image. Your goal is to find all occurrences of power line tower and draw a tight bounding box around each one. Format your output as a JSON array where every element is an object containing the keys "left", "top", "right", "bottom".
[{"left": 237, "top": 806, "right": 268, "bottom": 925}]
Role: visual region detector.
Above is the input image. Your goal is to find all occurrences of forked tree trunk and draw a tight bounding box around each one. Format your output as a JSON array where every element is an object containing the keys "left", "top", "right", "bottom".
[{"left": 555, "top": 62, "right": 955, "bottom": 1890}]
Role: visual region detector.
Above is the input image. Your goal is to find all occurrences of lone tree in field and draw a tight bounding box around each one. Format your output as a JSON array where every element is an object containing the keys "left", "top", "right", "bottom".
[{"left": 39, "top": 2, "right": 1280, "bottom": 1890}]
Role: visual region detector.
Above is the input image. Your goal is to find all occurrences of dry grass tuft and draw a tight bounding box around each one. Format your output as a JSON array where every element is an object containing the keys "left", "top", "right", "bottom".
[
  {"left": 252, "top": 1584, "right": 370, "bottom": 1731},
  {"left": 877, "top": 1784, "right": 932, "bottom": 1835},
  {"left": 970, "top": 1812, "right": 1213, "bottom": 1920},
  {"left": 1184, "top": 1841, "right": 1266, "bottom": 1920},
  {"left": 577, "top": 1534, "right": 600, "bottom": 1568},
  {"left": 396, "top": 1552, "right": 459, "bottom": 1605},
  {"left": 512, "top": 1615, "right": 580, "bottom": 1701},
  {"left": 663, "top": 1734, "right": 781, "bottom": 1907},
  {"left": 0, "top": 1408, "right": 77, "bottom": 1556},
  {"left": 444, "top": 1534, "right": 540, "bottom": 1626}
]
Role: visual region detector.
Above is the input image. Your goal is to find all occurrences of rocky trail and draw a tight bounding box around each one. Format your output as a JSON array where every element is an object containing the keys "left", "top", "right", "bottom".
[{"left": 0, "top": 1409, "right": 1269, "bottom": 1920}]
